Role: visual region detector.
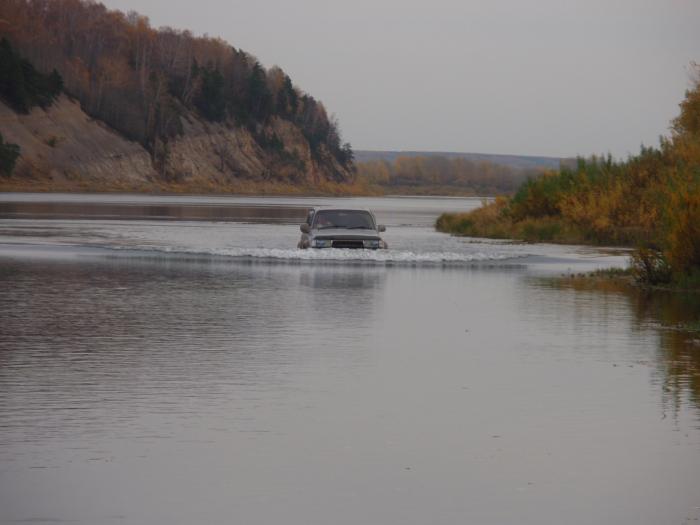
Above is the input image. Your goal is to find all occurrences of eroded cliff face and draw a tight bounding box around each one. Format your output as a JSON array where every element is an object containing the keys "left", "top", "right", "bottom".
[
  {"left": 162, "top": 114, "right": 348, "bottom": 186},
  {"left": 0, "top": 95, "right": 353, "bottom": 192},
  {"left": 0, "top": 96, "right": 156, "bottom": 187}
]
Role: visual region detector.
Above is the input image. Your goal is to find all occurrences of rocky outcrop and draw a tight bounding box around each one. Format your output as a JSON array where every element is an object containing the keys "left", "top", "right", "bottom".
[{"left": 161, "top": 114, "right": 350, "bottom": 187}]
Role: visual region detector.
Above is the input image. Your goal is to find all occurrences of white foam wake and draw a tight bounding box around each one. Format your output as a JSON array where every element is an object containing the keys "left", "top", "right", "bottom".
[{"left": 113, "top": 245, "right": 525, "bottom": 266}]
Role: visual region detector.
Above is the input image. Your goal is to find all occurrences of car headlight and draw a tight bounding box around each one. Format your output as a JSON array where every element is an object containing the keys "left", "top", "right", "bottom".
[
  {"left": 363, "top": 239, "right": 381, "bottom": 249},
  {"left": 312, "top": 239, "right": 332, "bottom": 248}
]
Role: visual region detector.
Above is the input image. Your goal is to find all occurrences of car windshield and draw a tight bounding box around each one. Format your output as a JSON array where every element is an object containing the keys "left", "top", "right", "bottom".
[{"left": 313, "top": 210, "right": 375, "bottom": 230}]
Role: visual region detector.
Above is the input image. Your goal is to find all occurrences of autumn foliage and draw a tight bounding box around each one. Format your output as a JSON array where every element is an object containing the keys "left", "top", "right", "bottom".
[
  {"left": 0, "top": 0, "right": 353, "bottom": 174},
  {"left": 437, "top": 68, "right": 700, "bottom": 283}
]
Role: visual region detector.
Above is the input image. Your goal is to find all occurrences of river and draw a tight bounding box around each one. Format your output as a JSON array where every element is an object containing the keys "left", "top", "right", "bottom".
[{"left": 0, "top": 193, "right": 698, "bottom": 525}]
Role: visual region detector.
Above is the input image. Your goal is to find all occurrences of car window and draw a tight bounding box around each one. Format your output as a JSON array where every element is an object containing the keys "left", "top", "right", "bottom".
[{"left": 313, "top": 210, "right": 375, "bottom": 229}]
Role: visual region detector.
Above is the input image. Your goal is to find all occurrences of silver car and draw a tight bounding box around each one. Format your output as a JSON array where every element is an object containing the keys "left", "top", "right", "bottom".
[{"left": 298, "top": 207, "right": 388, "bottom": 249}]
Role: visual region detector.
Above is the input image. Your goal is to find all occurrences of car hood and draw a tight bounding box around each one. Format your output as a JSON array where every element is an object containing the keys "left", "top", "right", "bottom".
[{"left": 311, "top": 228, "right": 380, "bottom": 239}]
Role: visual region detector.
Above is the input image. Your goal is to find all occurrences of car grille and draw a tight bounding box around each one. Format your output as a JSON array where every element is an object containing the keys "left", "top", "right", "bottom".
[{"left": 332, "top": 240, "right": 364, "bottom": 249}]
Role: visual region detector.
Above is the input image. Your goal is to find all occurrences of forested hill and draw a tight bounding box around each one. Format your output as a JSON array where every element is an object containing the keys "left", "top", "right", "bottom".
[{"left": 0, "top": 0, "right": 354, "bottom": 191}]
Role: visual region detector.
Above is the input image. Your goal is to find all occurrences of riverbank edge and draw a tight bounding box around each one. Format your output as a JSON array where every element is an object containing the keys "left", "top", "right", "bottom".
[
  {"left": 0, "top": 179, "right": 493, "bottom": 198},
  {"left": 435, "top": 206, "right": 600, "bottom": 246},
  {"left": 553, "top": 268, "right": 700, "bottom": 334},
  {"left": 0, "top": 179, "right": 378, "bottom": 197},
  {"left": 436, "top": 207, "right": 700, "bottom": 293},
  {"left": 556, "top": 266, "right": 700, "bottom": 298}
]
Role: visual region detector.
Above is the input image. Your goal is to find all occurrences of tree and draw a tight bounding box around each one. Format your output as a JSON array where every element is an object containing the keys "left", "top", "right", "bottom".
[
  {"left": 340, "top": 142, "right": 354, "bottom": 167},
  {"left": 194, "top": 66, "right": 226, "bottom": 121},
  {"left": 0, "top": 38, "right": 30, "bottom": 112},
  {"left": 0, "top": 132, "right": 20, "bottom": 177},
  {"left": 283, "top": 75, "right": 298, "bottom": 115},
  {"left": 673, "top": 64, "right": 700, "bottom": 138},
  {"left": 274, "top": 73, "right": 298, "bottom": 117},
  {"left": 0, "top": 38, "right": 63, "bottom": 113},
  {"left": 248, "top": 61, "right": 272, "bottom": 121}
]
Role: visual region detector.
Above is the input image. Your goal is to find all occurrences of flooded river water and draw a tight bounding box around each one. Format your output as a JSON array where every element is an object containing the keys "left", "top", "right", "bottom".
[{"left": 0, "top": 194, "right": 698, "bottom": 525}]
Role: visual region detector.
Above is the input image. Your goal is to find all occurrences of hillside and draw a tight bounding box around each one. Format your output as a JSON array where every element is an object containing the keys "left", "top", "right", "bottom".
[
  {"left": 354, "top": 154, "right": 537, "bottom": 196},
  {"left": 355, "top": 150, "right": 570, "bottom": 171},
  {"left": 0, "top": 0, "right": 353, "bottom": 192},
  {"left": 1, "top": 94, "right": 356, "bottom": 193}
]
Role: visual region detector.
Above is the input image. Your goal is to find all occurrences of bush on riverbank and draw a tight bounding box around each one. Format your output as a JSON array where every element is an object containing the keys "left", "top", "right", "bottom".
[
  {"left": 437, "top": 68, "right": 700, "bottom": 285},
  {"left": 434, "top": 196, "right": 585, "bottom": 242}
]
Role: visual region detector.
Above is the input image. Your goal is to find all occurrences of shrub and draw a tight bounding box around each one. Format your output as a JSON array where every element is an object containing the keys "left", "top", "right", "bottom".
[
  {"left": 436, "top": 197, "right": 511, "bottom": 238},
  {"left": 631, "top": 247, "right": 672, "bottom": 285},
  {"left": 663, "top": 170, "right": 700, "bottom": 276},
  {"left": 519, "top": 218, "right": 563, "bottom": 242}
]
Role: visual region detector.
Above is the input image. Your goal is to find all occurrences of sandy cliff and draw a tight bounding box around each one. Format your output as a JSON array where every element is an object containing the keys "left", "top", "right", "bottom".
[
  {"left": 0, "top": 96, "right": 155, "bottom": 189},
  {"left": 0, "top": 95, "right": 352, "bottom": 193}
]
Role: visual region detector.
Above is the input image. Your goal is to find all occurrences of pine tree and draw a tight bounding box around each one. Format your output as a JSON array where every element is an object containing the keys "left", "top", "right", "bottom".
[
  {"left": 248, "top": 62, "right": 272, "bottom": 120},
  {"left": 194, "top": 67, "right": 226, "bottom": 121}
]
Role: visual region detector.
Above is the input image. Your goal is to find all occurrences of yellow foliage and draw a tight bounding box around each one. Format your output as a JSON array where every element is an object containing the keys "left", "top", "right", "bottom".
[
  {"left": 664, "top": 170, "right": 700, "bottom": 274},
  {"left": 438, "top": 65, "right": 700, "bottom": 277}
]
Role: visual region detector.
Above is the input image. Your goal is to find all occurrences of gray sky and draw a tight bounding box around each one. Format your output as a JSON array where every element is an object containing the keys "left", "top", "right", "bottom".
[{"left": 103, "top": 0, "right": 700, "bottom": 158}]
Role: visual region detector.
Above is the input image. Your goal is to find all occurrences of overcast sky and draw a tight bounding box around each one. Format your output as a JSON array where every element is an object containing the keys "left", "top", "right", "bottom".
[{"left": 103, "top": 0, "right": 700, "bottom": 158}]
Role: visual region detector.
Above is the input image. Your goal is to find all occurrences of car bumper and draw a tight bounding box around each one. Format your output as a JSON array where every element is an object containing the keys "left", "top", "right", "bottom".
[{"left": 299, "top": 239, "right": 388, "bottom": 249}]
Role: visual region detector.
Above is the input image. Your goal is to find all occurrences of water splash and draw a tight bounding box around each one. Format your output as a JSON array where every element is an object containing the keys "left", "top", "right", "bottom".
[{"left": 110, "top": 245, "right": 526, "bottom": 266}]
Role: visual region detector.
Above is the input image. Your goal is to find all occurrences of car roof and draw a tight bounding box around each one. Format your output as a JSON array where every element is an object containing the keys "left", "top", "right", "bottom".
[{"left": 310, "top": 206, "right": 373, "bottom": 213}]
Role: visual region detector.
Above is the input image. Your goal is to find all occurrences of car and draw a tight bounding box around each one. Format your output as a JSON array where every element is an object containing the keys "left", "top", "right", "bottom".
[{"left": 298, "top": 207, "right": 388, "bottom": 249}]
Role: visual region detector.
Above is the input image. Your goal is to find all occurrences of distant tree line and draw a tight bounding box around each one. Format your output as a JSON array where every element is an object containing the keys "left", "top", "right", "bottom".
[
  {"left": 0, "top": 0, "right": 353, "bottom": 171},
  {"left": 356, "top": 155, "right": 536, "bottom": 195}
]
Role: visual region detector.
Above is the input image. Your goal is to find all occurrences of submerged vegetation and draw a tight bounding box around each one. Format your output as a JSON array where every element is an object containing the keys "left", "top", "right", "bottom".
[{"left": 437, "top": 68, "right": 700, "bottom": 288}]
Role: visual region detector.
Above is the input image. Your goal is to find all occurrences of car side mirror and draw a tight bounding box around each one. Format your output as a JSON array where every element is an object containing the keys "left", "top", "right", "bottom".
[
  {"left": 300, "top": 223, "right": 310, "bottom": 233},
  {"left": 377, "top": 225, "right": 386, "bottom": 232}
]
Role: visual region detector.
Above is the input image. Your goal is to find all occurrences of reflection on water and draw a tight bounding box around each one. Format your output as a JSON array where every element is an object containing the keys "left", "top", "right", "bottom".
[
  {"left": 623, "top": 289, "right": 700, "bottom": 419},
  {"left": 0, "top": 258, "right": 385, "bottom": 451},
  {"left": 0, "top": 193, "right": 484, "bottom": 227},
  {"left": 0, "top": 201, "right": 310, "bottom": 223},
  {"left": 1, "top": 255, "right": 699, "bottom": 524},
  {"left": 541, "top": 275, "right": 700, "bottom": 417}
]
